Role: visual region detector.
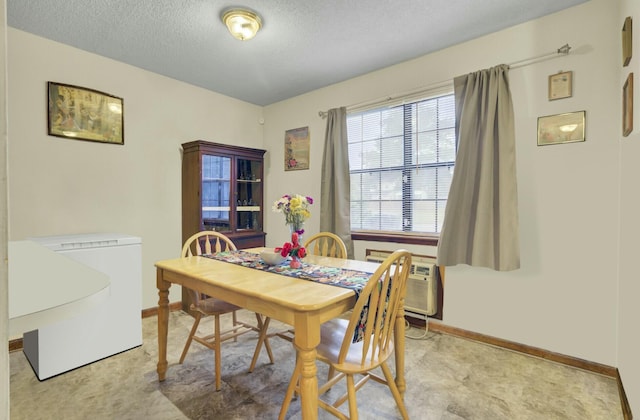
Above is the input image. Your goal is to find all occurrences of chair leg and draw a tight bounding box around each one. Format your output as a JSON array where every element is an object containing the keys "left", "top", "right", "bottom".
[
  {"left": 346, "top": 374, "right": 359, "bottom": 420},
  {"left": 380, "top": 362, "right": 409, "bottom": 420},
  {"left": 261, "top": 324, "right": 275, "bottom": 365},
  {"left": 327, "top": 366, "right": 336, "bottom": 382},
  {"left": 248, "top": 315, "right": 272, "bottom": 372},
  {"left": 214, "top": 314, "right": 222, "bottom": 391},
  {"left": 231, "top": 310, "right": 239, "bottom": 342},
  {"left": 257, "top": 314, "right": 275, "bottom": 364},
  {"left": 278, "top": 356, "right": 302, "bottom": 420},
  {"left": 179, "top": 313, "right": 202, "bottom": 364}
]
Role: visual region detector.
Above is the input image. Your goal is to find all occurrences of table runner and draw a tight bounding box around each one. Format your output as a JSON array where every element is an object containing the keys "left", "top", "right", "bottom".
[
  {"left": 205, "top": 250, "right": 373, "bottom": 295},
  {"left": 203, "top": 250, "right": 375, "bottom": 342}
]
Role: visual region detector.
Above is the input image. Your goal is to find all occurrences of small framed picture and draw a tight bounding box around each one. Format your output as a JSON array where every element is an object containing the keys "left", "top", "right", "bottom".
[
  {"left": 623, "top": 16, "right": 632, "bottom": 67},
  {"left": 623, "top": 73, "right": 633, "bottom": 137},
  {"left": 48, "top": 81, "right": 124, "bottom": 145},
  {"left": 537, "top": 111, "right": 586, "bottom": 146},
  {"left": 284, "top": 126, "right": 310, "bottom": 171},
  {"left": 548, "top": 71, "right": 572, "bottom": 100}
]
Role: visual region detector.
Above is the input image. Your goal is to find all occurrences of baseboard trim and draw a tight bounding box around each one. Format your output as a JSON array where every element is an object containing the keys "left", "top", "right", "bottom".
[
  {"left": 617, "top": 368, "right": 634, "bottom": 420},
  {"left": 141, "top": 301, "right": 183, "bottom": 318},
  {"left": 8, "top": 302, "right": 184, "bottom": 352},
  {"left": 426, "top": 321, "right": 617, "bottom": 377},
  {"left": 8, "top": 338, "right": 23, "bottom": 353}
]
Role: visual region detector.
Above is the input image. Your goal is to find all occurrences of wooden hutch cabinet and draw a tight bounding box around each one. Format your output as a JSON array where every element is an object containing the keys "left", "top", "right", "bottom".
[{"left": 181, "top": 140, "right": 267, "bottom": 311}]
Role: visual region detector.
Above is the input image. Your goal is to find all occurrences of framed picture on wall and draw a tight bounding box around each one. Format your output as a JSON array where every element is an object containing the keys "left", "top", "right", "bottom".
[
  {"left": 623, "top": 16, "right": 633, "bottom": 67},
  {"left": 47, "top": 81, "right": 124, "bottom": 145},
  {"left": 548, "top": 71, "right": 572, "bottom": 100},
  {"left": 284, "top": 126, "right": 310, "bottom": 171},
  {"left": 537, "top": 111, "right": 586, "bottom": 146},
  {"left": 623, "top": 73, "right": 633, "bottom": 137}
]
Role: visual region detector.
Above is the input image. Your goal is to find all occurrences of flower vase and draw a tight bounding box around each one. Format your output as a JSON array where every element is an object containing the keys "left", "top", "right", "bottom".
[
  {"left": 289, "top": 256, "right": 302, "bottom": 269},
  {"left": 288, "top": 222, "right": 304, "bottom": 242}
]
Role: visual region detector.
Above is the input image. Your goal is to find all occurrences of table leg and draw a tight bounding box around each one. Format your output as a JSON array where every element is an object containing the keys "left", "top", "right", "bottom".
[
  {"left": 298, "top": 347, "right": 319, "bottom": 419},
  {"left": 157, "top": 268, "right": 170, "bottom": 381},
  {"left": 293, "top": 316, "right": 320, "bottom": 420},
  {"left": 394, "top": 299, "right": 406, "bottom": 396}
]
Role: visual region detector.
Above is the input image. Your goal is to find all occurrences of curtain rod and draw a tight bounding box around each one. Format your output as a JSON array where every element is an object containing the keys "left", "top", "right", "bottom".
[{"left": 319, "top": 43, "right": 571, "bottom": 118}]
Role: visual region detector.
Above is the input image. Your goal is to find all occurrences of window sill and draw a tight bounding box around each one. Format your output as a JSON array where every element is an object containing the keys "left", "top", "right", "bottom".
[{"left": 350, "top": 231, "right": 439, "bottom": 246}]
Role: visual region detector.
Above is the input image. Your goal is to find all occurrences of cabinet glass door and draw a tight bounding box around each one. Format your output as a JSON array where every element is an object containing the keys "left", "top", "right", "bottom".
[
  {"left": 236, "top": 158, "right": 262, "bottom": 232},
  {"left": 202, "top": 155, "right": 231, "bottom": 231}
]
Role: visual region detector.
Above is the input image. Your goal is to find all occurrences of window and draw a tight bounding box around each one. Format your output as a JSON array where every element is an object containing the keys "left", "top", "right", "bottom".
[{"left": 348, "top": 93, "right": 456, "bottom": 236}]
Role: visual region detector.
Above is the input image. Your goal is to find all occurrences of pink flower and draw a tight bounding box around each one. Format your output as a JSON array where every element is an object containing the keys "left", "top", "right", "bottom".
[
  {"left": 276, "top": 232, "right": 307, "bottom": 260},
  {"left": 276, "top": 242, "right": 292, "bottom": 257},
  {"left": 297, "top": 247, "right": 307, "bottom": 258}
]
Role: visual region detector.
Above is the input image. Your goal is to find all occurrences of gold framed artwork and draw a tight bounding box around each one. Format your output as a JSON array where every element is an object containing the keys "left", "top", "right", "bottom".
[
  {"left": 623, "top": 16, "right": 632, "bottom": 67},
  {"left": 47, "top": 81, "right": 124, "bottom": 145},
  {"left": 537, "top": 111, "right": 586, "bottom": 146},
  {"left": 623, "top": 73, "right": 634, "bottom": 137},
  {"left": 284, "top": 126, "right": 310, "bottom": 171},
  {"left": 548, "top": 71, "right": 572, "bottom": 100}
]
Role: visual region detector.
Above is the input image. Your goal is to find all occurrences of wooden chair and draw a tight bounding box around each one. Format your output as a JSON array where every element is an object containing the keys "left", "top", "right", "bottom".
[
  {"left": 179, "top": 231, "right": 274, "bottom": 390},
  {"left": 248, "top": 232, "right": 349, "bottom": 372},
  {"left": 279, "top": 249, "right": 413, "bottom": 420},
  {"left": 304, "top": 231, "right": 348, "bottom": 259}
]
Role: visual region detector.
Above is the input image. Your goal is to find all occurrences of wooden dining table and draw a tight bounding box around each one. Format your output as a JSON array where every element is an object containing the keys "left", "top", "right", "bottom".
[{"left": 155, "top": 248, "right": 407, "bottom": 419}]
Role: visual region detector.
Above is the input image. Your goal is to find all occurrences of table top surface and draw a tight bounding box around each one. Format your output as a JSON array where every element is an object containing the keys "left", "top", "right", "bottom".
[{"left": 155, "top": 247, "right": 380, "bottom": 313}]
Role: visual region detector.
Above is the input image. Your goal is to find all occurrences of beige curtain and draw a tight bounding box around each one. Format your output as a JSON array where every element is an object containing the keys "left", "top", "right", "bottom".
[
  {"left": 320, "top": 107, "right": 354, "bottom": 259},
  {"left": 437, "top": 64, "right": 520, "bottom": 271}
]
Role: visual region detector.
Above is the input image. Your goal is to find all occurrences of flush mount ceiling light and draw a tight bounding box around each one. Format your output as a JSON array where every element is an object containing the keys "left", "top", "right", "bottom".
[{"left": 222, "top": 8, "right": 262, "bottom": 41}]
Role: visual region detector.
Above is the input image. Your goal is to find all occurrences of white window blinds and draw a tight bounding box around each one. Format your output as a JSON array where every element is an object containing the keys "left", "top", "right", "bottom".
[{"left": 348, "top": 93, "right": 456, "bottom": 234}]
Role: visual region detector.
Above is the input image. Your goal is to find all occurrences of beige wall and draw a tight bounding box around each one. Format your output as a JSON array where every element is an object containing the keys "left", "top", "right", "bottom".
[
  {"left": 264, "top": 0, "right": 620, "bottom": 368},
  {"left": 6, "top": 29, "right": 265, "bottom": 310},
  {"left": 618, "top": 0, "right": 640, "bottom": 415}
]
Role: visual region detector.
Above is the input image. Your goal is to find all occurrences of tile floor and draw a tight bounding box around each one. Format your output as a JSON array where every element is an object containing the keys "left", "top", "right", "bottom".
[{"left": 9, "top": 310, "right": 623, "bottom": 419}]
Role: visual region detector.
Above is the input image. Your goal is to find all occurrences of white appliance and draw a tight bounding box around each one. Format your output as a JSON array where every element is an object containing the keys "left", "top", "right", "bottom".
[
  {"left": 365, "top": 250, "right": 438, "bottom": 319},
  {"left": 23, "top": 233, "right": 142, "bottom": 379}
]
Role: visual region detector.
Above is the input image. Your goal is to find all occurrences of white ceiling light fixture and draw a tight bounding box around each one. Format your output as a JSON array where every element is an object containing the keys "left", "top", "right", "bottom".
[{"left": 221, "top": 8, "right": 262, "bottom": 41}]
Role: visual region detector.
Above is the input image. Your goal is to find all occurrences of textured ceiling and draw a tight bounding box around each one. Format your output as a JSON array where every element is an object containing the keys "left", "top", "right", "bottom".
[{"left": 7, "top": 0, "right": 589, "bottom": 106}]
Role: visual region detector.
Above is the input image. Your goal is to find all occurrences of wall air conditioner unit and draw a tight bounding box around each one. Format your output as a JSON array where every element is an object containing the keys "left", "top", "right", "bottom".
[
  {"left": 363, "top": 254, "right": 387, "bottom": 264},
  {"left": 365, "top": 250, "right": 438, "bottom": 319}
]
